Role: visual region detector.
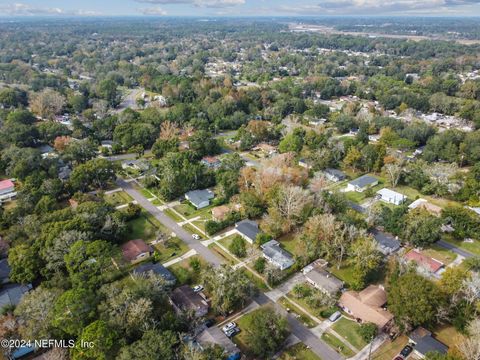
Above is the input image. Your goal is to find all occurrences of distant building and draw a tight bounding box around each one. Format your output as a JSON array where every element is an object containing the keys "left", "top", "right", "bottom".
[
  {"left": 235, "top": 219, "right": 260, "bottom": 244},
  {"left": 201, "top": 156, "right": 221, "bottom": 169},
  {"left": 339, "top": 285, "right": 393, "bottom": 330},
  {"left": 261, "top": 240, "right": 295, "bottom": 271},
  {"left": 409, "top": 327, "right": 448, "bottom": 359},
  {"left": 133, "top": 262, "right": 176, "bottom": 285},
  {"left": 404, "top": 249, "right": 444, "bottom": 277},
  {"left": 309, "top": 118, "right": 327, "bottom": 126},
  {"left": 170, "top": 285, "right": 209, "bottom": 318},
  {"left": 376, "top": 188, "right": 406, "bottom": 205},
  {"left": 303, "top": 260, "right": 343, "bottom": 296},
  {"left": 185, "top": 189, "right": 215, "bottom": 209},
  {"left": 368, "top": 134, "right": 381, "bottom": 143},
  {"left": 298, "top": 159, "right": 313, "bottom": 170},
  {"left": 347, "top": 175, "right": 378, "bottom": 192},
  {"left": 252, "top": 143, "right": 277, "bottom": 156},
  {"left": 121, "top": 239, "right": 154, "bottom": 264},
  {"left": 38, "top": 144, "right": 55, "bottom": 159},
  {"left": 121, "top": 159, "right": 150, "bottom": 173},
  {"left": 100, "top": 140, "right": 114, "bottom": 149},
  {"left": 324, "top": 168, "right": 346, "bottom": 183}
]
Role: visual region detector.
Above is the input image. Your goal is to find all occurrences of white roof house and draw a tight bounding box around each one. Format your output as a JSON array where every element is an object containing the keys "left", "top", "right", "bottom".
[
  {"left": 376, "top": 188, "right": 406, "bottom": 205},
  {"left": 261, "top": 240, "right": 294, "bottom": 271}
]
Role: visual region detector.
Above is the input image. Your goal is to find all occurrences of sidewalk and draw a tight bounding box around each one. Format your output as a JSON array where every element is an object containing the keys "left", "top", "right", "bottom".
[{"left": 163, "top": 249, "right": 197, "bottom": 267}]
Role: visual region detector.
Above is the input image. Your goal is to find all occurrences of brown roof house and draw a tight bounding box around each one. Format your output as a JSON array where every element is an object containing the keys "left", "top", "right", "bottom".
[
  {"left": 170, "top": 285, "right": 209, "bottom": 318},
  {"left": 121, "top": 239, "right": 154, "bottom": 264},
  {"left": 339, "top": 285, "right": 393, "bottom": 330}
]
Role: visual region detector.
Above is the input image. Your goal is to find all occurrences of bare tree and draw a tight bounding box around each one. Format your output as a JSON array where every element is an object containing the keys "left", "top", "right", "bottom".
[
  {"left": 384, "top": 162, "right": 403, "bottom": 188},
  {"left": 458, "top": 318, "right": 480, "bottom": 360},
  {"left": 272, "top": 185, "right": 312, "bottom": 232},
  {"left": 30, "top": 89, "right": 65, "bottom": 119},
  {"left": 159, "top": 121, "right": 179, "bottom": 140}
]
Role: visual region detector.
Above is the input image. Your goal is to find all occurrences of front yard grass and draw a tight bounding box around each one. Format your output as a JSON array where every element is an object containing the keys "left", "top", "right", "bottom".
[
  {"left": 183, "top": 223, "right": 205, "bottom": 238},
  {"left": 331, "top": 317, "right": 368, "bottom": 350},
  {"left": 240, "top": 268, "right": 269, "bottom": 291},
  {"left": 208, "top": 244, "right": 237, "bottom": 265},
  {"left": 421, "top": 244, "right": 457, "bottom": 265},
  {"left": 287, "top": 284, "right": 333, "bottom": 319},
  {"left": 321, "top": 332, "right": 355, "bottom": 358},
  {"left": 104, "top": 191, "right": 133, "bottom": 207},
  {"left": 372, "top": 335, "right": 408, "bottom": 360},
  {"left": 164, "top": 208, "right": 184, "bottom": 222},
  {"left": 278, "top": 297, "right": 317, "bottom": 328},
  {"left": 233, "top": 305, "right": 274, "bottom": 355},
  {"left": 153, "top": 237, "right": 189, "bottom": 264},
  {"left": 279, "top": 343, "right": 322, "bottom": 360},
  {"left": 168, "top": 255, "right": 205, "bottom": 286},
  {"left": 125, "top": 211, "right": 167, "bottom": 241},
  {"left": 174, "top": 202, "right": 214, "bottom": 220}
]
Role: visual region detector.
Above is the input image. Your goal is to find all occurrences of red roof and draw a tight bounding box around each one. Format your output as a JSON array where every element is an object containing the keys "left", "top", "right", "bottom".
[
  {"left": 121, "top": 239, "right": 153, "bottom": 262},
  {"left": 405, "top": 249, "right": 444, "bottom": 273},
  {"left": 0, "top": 180, "right": 14, "bottom": 191},
  {"left": 202, "top": 156, "right": 220, "bottom": 164}
]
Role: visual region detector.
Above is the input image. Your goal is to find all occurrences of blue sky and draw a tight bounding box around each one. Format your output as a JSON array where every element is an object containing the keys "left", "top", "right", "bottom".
[{"left": 0, "top": 0, "right": 479, "bottom": 16}]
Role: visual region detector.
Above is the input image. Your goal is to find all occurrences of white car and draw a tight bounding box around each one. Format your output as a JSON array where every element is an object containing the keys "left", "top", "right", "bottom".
[
  {"left": 192, "top": 285, "right": 204, "bottom": 293},
  {"left": 222, "top": 322, "right": 236, "bottom": 333},
  {"left": 192, "top": 234, "right": 201, "bottom": 240}
]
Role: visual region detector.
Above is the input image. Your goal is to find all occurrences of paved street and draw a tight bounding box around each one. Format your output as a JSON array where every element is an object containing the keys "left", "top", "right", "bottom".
[
  {"left": 436, "top": 239, "right": 474, "bottom": 258},
  {"left": 116, "top": 176, "right": 343, "bottom": 360},
  {"left": 116, "top": 178, "right": 223, "bottom": 266}
]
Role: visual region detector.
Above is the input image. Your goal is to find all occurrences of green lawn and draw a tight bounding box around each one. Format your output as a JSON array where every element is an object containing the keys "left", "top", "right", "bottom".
[
  {"left": 442, "top": 235, "right": 480, "bottom": 256},
  {"left": 168, "top": 255, "right": 205, "bottom": 286},
  {"left": 372, "top": 335, "right": 408, "bottom": 360},
  {"left": 208, "top": 244, "right": 236, "bottom": 265},
  {"left": 153, "top": 237, "right": 189, "bottom": 263},
  {"left": 287, "top": 285, "right": 332, "bottom": 319},
  {"left": 396, "top": 185, "right": 460, "bottom": 209},
  {"left": 421, "top": 245, "right": 457, "bottom": 265},
  {"left": 125, "top": 211, "right": 166, "bottom": 241},
  {"left": 321, "top": 332, "right": 355, "bottom": 357},
  {"left": 164, "top": 208, "right": 184, "bottom": 222},
  {"left": 183, "top": 223, "right": 205, "bottom": 238},
  {"left": 278, "top": 297, "right": 317, "bottom": 328},
  {"left": 278, "top": 232, "right": 301, "bottom": 257},
  {"left": 192, "top": 220, "right": 207, "bottom": 232},
  {"left": 151, "top": 199, "right": 163, "bottom": 206},
  {"left": 329, "top": 264, "right": 357, "bottom": 288},
  {"left": 279, "top": 343, "right": 322, "bottom": 360},
  {"left": 345, "top": 181, "right": 385, "bottom": 204},
  {"left": 218, "top": 234, "right": 254, "bottom": 256},
  {"left": 331, "top": 317, "right": 368, "bottom": 350},
  {"left": 240, "top": 268, "right": 269, "bottom": 291},
  {"left": 104, "top": 191, "right": 133, "bottom": 207},
  {"left": 174, "top": 202, "right": 214, "bottom": 220}
]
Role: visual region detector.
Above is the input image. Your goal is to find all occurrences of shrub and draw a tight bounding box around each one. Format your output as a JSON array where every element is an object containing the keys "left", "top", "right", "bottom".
[{"left": 228, "top": 235, "right": 246, "bottom": 258}]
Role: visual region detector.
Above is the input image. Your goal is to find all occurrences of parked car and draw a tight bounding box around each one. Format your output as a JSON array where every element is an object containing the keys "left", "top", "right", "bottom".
[
  {"left": 222, "top": 322, "right": 236, "bottom": 333},
  {"left": 393, "top": 357, "right": 403, "bottom": 360},
  {"left": 328, "top": 311, "right": 341, "bottom": 322},
  {"left": 204, "top": 319, "right": 215, "bottom": 328},
  {"left": 224, "top": 327, "right": 240, "bottom": 338},
  {"left": 400, "top": 345, "right": 413, "bottom": 358},
  {"left": 192, "top": 285, "right": 204, "bottom": 293},
  {"left": 192, "top": 234, "right": 201, "bottom": 240}
]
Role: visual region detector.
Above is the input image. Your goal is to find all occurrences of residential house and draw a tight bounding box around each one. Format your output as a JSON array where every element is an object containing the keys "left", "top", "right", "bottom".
[
  {"left": 211, "top": 205, "right": 231, "bottom": 221},
  {"left": 0, "top": 179, "right": 16, "bottom": 202},
  {"left": 261, "top": 240, "right": 295, "bottom": 271},
  {"left": 0, "top": 259, "right": 11, "bottom": 285},
  {"left": 100, "top": 140, "right": 114, "bottom": 149},
  {"left": 338, "top": 285, "right": 394, "bottom": 330},
  {"left": 409, "top": 327, "right": 448, "bottom": 359},
  {"left": 346, "top": 175, "right": 378, "bottom": 192},
  {"left": 170, "top": 285, "right": 209, "bottom": 318},
  {"left": 253, "top": 143, "right": 277, "bottom": 156},
  {"left": 303, "top": 260, "right": 343, "bottom": 296},
  {"left": 133, "top": 262, "right": 176, "bottom": 285},
  {"left": 197, "top": 327, "right": 240, "bottom": 359},
  {"left": 298, "top": 158, "right": 313, "bottom": 170},
  {"left": 324, "top": 168, "right": 346, "bottom": 183},
  {"left": 235, "top": 219, "right": 260, "bottom": 244},
  {"left": 38, "top": 144, "right": 56, "bottom": 159},
  {"left": 404, "top": 249, "right": 444, "bottom": 277},
  {"left": 121, "top": 239, "right": 154, "bottom": 264},
  {"left": 185, "top": 189, "right": 215, "bottom": 209},
  {"left": 408, "top": 199, "right": 442, "bottom": 217},
  {"left": 0, "top": 284, "right": 32, "bottom": 308},
  {"left": 371, "top": 230, "right": 401, "bottom": 255},
  {"left": 376, "top": 188, "right": 406, "bottom": 206},
  {"left": 368, "top": 134, "right": 381, "bottom": 143},
  {"left": 201, "top": 156, "right": 222, "bottom": 169},
  {"left": 309, "top": 118, "right": 327, "bottom": 126}
]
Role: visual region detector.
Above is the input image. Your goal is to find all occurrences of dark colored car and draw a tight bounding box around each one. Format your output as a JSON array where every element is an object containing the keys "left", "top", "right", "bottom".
[
  {"left": 400, "top": 345, "right": 413, "bottom": 358},
  {"left": 393, "top": 357, "right": 403, "bottom": 360},
  {"left": 204, "top": 319, "right": 215, "bottom": 328}
]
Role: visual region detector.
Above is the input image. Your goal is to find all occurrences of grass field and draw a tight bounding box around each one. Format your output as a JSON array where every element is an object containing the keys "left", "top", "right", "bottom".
[
  {"left": 331, "top": 317, "right": 367, "bottom": 350},
  {"left": 442, "top": 235, "right": 480, "bottom": 256},
  {"left": 329, "top": 264, "right": 357, "bottom": 288},
  {"left": 372, "top": 335, "right": 408, "bottom": 360},
  {"left": 287, "top": 285, "right": 332, "bottom": 319},
  {"left": 278, "top": 232, "right": 301, "bottom": 257},
  {"left": 240, "top": 268, "right": 269, "bottom": 291},
  {"left": 164, "top": 208, "right": 184, "bottom": 222},
  {"left": 278, "top": 297, "right": 317, "bottom": 328},
  {"left": 168, "top": 255, "right": 205, "bottom": 286},
  {"left": 218, "top": 234, "right": 254, "bottom": 257},
  {"left": 153, "top": 237, "right": 189, "bottom": 263},
  {"left": 279, "top": 343, "right": 322, "bottom": 360},
  {"left": 104, "top": 191, "right": 133, "bottom": 206},
  {"left": 174, "top": 202, "right": 214, "bottom": 220},
  {"left": 422, "top": 245, "right": 457, "bottom": 265},
  {"left": 208, "top": 244, "right": 237, "bottom": 265},
  {"left": 321, "top": 332, "right": 355, "bottom": 357},
  {"left": 183, "top": 223, "right": 205, "bottom": 238},
  {"left": 125, "top": 211, "right": 167, "bottom": 241}
]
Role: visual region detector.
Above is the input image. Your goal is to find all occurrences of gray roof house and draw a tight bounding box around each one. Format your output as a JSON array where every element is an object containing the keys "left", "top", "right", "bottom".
[
  {"left": 170, "top": 285, "right": 209, "bottom": 318},
  {"left": 185, "top": 189, "right": 215, "bottom": 209},
  {"left": 121, "top": 159, "right": 150, "bottom": 172},
  {"left": 0, "top": 259, "right": 11, "bottom": 285},
  {"left": 235, "top": 220, "right": 260, "bottom": 244},
  {"left": 346, "top": 175, "right": 378, "bottom": 192},
  {"left": 0, "top": 283, "right": 32, "bottom": 308},
  {"left": 133, "top": 262, "right": 176, "bottom": 285},
  {"left": 261, "top": 240, "right": 295, "bottom": 271},
  {"left": 409, "top": 327, "right": 448, "bottom": 359},
  {"left": 324, "top": 168, "right": 346, "bottom": 182},
  {"left": 372, "top": 230, "right": 401, "bottom": 255},
  {"left": 304, "top": 265, "right": 343, "bottom": 295},
  {"left": 197, "top": 327, "right": 240, "bottom": 358}
]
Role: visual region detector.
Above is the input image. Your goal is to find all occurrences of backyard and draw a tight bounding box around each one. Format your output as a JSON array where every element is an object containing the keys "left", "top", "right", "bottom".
[
  {"left": 153, "top": 237, "right": 189, "bottom": 264},
  {"left": 168, "top": 255, "right": 205, "bottom": 286},
  {"left": 278, "top": 343, "right": 322, "bottom": 360}
]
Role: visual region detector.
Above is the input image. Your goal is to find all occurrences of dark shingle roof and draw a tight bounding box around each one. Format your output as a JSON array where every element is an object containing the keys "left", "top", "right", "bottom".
[
  {"left": 415, "top": 336, "right": 448, "bottom": 356},
  {"left": 235, "top": 220, "right": 260, "bottom": 241},
  {"left": 349, "top": 175, "right": 377, "bottom": 188},
  {"left": 133, "top": 262, "right": 176, "bottom": 283}
]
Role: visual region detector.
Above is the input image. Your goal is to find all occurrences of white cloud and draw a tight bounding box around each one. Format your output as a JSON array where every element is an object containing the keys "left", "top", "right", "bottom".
[
  {"left": 0, "top": 3, "right": 101, "bottom": 16},
  {"left": 140, "top": 6, "right": 168, "bottom": 15},
  {"left": 135, "top": 0, "right": 245, "bottom": 8}
]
